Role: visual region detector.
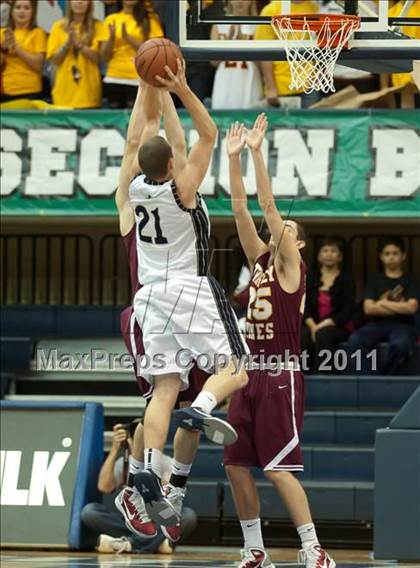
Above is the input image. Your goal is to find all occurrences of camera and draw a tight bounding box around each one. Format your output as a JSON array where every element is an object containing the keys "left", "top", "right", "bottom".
[{"left": 118, "top": 419, "right": 141, "bottom": 438}]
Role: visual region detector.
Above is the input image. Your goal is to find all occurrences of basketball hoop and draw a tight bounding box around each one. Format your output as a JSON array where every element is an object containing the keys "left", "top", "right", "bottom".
[{"left": 271, "top": 14, "right": 361, "bottom": 94}]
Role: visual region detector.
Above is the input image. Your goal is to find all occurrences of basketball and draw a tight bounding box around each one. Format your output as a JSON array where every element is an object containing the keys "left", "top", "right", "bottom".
[{"left": 135, "top": 38, "right": 184, "bottom": 87}]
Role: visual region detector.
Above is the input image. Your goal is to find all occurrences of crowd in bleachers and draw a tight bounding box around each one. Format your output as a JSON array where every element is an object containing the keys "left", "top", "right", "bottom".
[{"left": 1, "top": 0, "right": 419, "bottom": 110}]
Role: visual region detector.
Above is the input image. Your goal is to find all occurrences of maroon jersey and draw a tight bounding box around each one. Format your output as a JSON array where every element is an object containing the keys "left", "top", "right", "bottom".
[
  {"left": 122, "top": 224, "right": 139, "bottom": 299},
  {"left": 245, "top": 251, "right": 306, "bottom": 358},
  {"left": 225, "top": 251, "right": 306, "bottom": 471}
]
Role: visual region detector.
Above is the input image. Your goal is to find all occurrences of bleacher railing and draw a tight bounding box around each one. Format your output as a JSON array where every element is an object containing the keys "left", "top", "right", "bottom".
[
  {"left": 1, "top": 233, "right": 419, "bottom": 306},
  {"left": 1, "top": 235, "right": 93, "bottom": 305}
]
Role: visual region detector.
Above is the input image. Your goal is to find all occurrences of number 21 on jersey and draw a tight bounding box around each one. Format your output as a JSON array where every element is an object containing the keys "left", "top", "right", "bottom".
[{"left": 135, "top": 205, "right": 168, "bottom": 245}]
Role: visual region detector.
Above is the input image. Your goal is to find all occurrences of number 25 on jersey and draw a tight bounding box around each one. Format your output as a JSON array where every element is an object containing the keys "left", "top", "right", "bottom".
[{"left": 247, "top": 286, "right": 272, "bottom": 321}]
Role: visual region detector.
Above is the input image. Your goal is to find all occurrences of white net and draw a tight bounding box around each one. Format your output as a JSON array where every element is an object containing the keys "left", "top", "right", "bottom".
[{"left": 272, "top": 15, "right": 360, "bottom": 94}]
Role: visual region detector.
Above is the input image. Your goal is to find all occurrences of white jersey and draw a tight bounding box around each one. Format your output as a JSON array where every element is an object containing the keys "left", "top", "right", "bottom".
[
  {"left": 129, "top": 174, "right": 210, "bottom": 286},
  {"left": 211, "top": 24, "right": 263, "bottom": 109}
]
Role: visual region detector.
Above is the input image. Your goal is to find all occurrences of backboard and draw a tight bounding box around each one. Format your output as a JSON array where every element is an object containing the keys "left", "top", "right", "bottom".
[{"left": 166, "top": 0, "right": 420, "bottom": 74}]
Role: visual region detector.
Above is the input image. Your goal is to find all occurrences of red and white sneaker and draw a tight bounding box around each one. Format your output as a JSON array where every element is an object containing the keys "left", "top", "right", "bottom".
[
  {"left": 298, "top": 544, "right": 336, "bottom": 568},
  {"left": 160, "top": 484, "right": 186, "bottom": 543},
  {"left": 115, "top": 486, "right": 157, "bottom": 538},
  {"left": 238, "top": 547, "right": 275, "bottom": 568}
]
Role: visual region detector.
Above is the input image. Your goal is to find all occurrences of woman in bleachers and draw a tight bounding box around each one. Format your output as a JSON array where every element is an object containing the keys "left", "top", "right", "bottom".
[
  {"left": 47, "top": 0, "right": 106, "bottom": 109},
  {"left": 0, "top": 0, "right": 47, "bottom": 102},
  {"left": 101, "top": 0, "right": 163, "bottom": 108},
  {"left": 210, "top": 0, "right": 263, "bottom": 109},
  {"left": 302, "top": 237, "right": 355, "bottom": 373}
]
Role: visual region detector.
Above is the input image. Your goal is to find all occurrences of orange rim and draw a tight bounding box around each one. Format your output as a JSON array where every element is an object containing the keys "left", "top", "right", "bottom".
[
  {"left": 272, "top": 13, "right": 361, "bottom": 33},
  {"left": 272, "top": 13, "right": 361, "bottom": 48}
]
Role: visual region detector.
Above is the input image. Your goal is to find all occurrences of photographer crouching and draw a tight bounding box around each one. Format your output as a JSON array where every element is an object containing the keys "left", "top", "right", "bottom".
[{"left": 81, "top": 420, "right": 197, "bottom": 554}]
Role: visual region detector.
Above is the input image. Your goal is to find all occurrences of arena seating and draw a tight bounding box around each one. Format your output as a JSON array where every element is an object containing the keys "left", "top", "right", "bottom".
[{"left": 2, "top": 305, "right": 419, "bottom": 376}]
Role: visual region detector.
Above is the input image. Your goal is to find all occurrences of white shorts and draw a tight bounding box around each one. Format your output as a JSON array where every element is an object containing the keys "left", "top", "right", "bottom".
[{"left": 133, "top": 276, "right": 248, "bottom": 390}]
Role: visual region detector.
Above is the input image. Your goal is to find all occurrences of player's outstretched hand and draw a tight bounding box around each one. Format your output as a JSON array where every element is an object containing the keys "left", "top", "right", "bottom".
[
  {"left": 155, "top": 58, "right": 188, "bottom": 95},
  {"left": 226, "top": 122, "right": 246, "bottom": 157},
  {"left": 245, "top": 113, "right": 268, "bottom": 151}
]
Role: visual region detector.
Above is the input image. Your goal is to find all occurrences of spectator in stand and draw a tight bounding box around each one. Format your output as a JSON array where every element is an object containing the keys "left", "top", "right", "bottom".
[
  {"left": 255, "top": 0, "right": 320, "bottom": 108},
  {"left": 323, "top": 0, "right": 379, "bottom": 94},
  {"left": 101, "top": 0, "right": 163, "bottom": 108},
  {"left": 179, "top": 0, "right": 224, "bottom": 107},
  {"left": 0, "top": 0, "right": 47, "bottom": 103},
  {"left": 302, "top": 237, "right": 354, "bottom": 373},
  {"left": 47, "top": 0, "right": 106, "bottom": 109},
  {"left": 148, "top": 0, "right": 170, "bottom": 36},
  {"left": 81, "top": 421, "right": 197, "bottom": 554},
  {"left": 388, "top": 0, "right": 420, "bottom": 106},
  {"left": 347, "top": 237, "right": 419, "bottom": 375},
  {"left": 210, "top": 0, "right": 263, "bottom": 109}
]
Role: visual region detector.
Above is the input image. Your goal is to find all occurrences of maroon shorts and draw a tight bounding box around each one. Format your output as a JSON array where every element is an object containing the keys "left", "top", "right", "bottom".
[
  {"left": 120, "top": 306, "right": 209, "bottom": 403},
  {"left": 224, "top": 368, "right": 305, "bottom": 472}
]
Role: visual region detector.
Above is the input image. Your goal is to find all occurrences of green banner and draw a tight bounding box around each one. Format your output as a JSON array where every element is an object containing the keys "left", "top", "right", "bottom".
[{"left": 1, "top": 109, "right": 419, "bottom": 217}]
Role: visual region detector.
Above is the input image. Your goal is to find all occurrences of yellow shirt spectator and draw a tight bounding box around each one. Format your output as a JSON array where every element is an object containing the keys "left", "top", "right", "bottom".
[
  {"left": 0, "top": 26, "right": 46, "bottom": 96},
  {"left": 388, "top": 0, "right": 420, "bottom": 87},
  {"left": 255, "top": 0, "right": 319, "bottom": 96},
  {"left": 47, "top": 19, "right": 107, "bottom": 108},
  {"left": 103, "top": 11, "right": 163, "bottom": 81}
]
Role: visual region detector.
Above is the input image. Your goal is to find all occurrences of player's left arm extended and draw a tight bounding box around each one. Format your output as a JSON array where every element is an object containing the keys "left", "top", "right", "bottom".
[
  {"left": 227, "top": 122, "right": 267, "bottom": 265},
  {"left": 248, "top": 114, "right": 300, "bottom": 266},
  {"left": 162, "top": 91, "right": 187, "bottom": 175},
  {"left": 115, "top": 84, "right": 143, "bottom": 212}
]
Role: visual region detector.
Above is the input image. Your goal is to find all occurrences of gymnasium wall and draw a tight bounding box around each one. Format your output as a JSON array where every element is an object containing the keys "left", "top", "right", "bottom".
[
  {"left": 1, "top": 218, "right": 420, "bottom": 306},
  {"left": 1, "top": 108, "right": 419, "bottom": 305}
]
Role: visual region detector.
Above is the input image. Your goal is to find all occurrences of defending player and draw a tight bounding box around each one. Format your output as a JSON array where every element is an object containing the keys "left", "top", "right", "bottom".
[
  {"left": 223, "top": 116, "right": 335, "bottom": 568},
  {"left": 117, "top": 64, "right": 249, "bottom": 530}
]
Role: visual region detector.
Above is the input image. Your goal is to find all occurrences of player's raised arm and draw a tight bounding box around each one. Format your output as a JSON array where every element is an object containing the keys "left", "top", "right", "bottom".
[
  {"left": 137, "top": 82, "right": 163, "bottom": 158},
  {"left": 162, "top": 91, "right": 187, "bottom": 176},
  {"left": 246, "top": 113, "right": 300, "bottom": 266},
  {"left": 227, "top": 122, "right": 267, "bottom": 266},
  {"left": 155, "top": 59, "right": 218, "bottom": 208},
  {"left": 116, "top": 83, "right": 162, "bottom": 235},
  {"left": 116, "top": 84, "right": 143, "bottom": 212}
]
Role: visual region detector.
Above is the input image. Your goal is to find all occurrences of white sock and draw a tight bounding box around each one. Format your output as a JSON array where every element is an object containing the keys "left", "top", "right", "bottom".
[
  {"left": 297, "top": 523, "right": 319, "bottom": 549},
  {"left": 240, "top": 518, "right": 264, "bottom": 550},
  {"left": 171, "top": 459, "right": 192, "bottom": 477},
  {"left": 144, "top": 448, "right": 163, "bottom": 478},
  {"left": 191, "top": 391, "right": 217, "bottom": 414},
  {"left": 128, "top": 456, "right": 144, "bottom": 476}
]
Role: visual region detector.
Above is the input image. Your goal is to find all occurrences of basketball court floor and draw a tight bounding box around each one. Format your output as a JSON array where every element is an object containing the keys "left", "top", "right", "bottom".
[{"left": 1, "top": 548, "right": 415, "bottom": 568}]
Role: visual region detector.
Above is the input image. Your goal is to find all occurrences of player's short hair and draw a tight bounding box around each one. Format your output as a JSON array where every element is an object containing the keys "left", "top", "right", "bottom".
[
  {"left": 138, "top": 136, "right": 173, "bottom": 180},
  {"left": 260, "top": 219, "right": 306, "bottom": 243},
  {"left": 293, "top": 220, "right": 306, "bottom": 243},
  {"left": 379, "top": 236, "right": 405, "bottom": 254}
]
